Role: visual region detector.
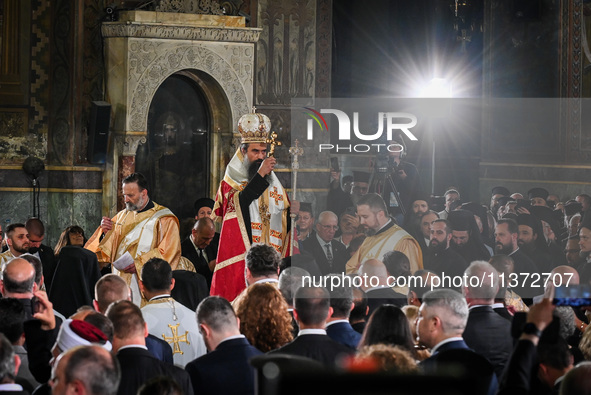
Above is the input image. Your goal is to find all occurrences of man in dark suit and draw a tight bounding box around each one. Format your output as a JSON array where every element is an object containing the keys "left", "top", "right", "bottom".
[
  {"left": 417, "top": 289, "right": 498, "bottom": 394},
  {"left": 461, "top": 261, "right": 513, "bottom": 379},
  {"left": 25, "top": 218, "right": 57, "bottom": 292},
  {"left": 325, "top": 275, "right": 361, "bottom": 349},
  {"left": 359, "top": 259, "right": 406, "bottom": 315},
  {"left": 185, "top": 296, "right": 262, "bottom": 395},
  {"left": 270, "top": 286, "right": 354, "bottom": 368},
  {"left": 301, "top": 211, "right": 349, "bottom": 275},
  {"left": 418, "top": 288, "right": 471, "bottom": 367},
  {"left": 181, "top": 217, "right": 218, "bottom": 288},
  {"left": 106, "top": 300, "right": 193, "bottom": 395},
  {"left": 50, "top": 345, "right": 120, "bottom": 395}
]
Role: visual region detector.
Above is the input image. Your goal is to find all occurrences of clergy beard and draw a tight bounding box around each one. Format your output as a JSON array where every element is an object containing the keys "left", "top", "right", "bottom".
[
  {"left": 243, "top": 157, "right": 272, "bottom": 182},
  {"left": 365, "top": 228, "right": 377, "bottom": 237},
  {"left": 126, "top": 195, "right": 146, "bottom": 212},
  {"left": 429, "top": 239, "right": 447, "bottom": 253},
  {"left": 518, "top": 240, "right": 535, "bottom": 254},
  {"left": 248, "top": 159, "right": 263, "bottom": 180},
  {"left": 495, "top": 241, "right": 513, "bottom": 255}
]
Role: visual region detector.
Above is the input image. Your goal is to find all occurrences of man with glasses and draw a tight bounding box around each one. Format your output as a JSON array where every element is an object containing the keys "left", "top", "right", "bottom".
[{"left": 301, "top": 211, "right": 349, "bottom": 275}]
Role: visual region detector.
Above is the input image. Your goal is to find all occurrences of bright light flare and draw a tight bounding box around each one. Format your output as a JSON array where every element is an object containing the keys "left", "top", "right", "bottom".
[{"left": 417, "top": 78, "right": 453, "bottom": 98}]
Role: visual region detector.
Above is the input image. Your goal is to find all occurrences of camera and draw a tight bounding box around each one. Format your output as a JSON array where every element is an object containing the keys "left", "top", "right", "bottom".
[{"left": 374, "top": 153, "right": 397, "bottom": 174}]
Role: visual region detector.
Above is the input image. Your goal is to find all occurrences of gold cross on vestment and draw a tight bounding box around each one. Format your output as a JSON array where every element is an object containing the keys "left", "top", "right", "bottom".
[
  {"left": 162, "top": 323, "right": 190, "bottom": 355},
  {"left": 270, "top": 186, "right": 283, "bottom": 205}
]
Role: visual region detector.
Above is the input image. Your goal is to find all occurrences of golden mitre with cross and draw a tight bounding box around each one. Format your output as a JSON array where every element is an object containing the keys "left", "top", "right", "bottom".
[{"left": 238, "top": 107, "right": 272, "bottom": 144}]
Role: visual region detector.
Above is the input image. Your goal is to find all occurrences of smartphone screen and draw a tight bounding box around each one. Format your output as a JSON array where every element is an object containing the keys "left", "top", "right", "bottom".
[
  {"left": 553, "top": 285, "right": 591, "bottom": 307},
  {"left": 30, "top": 296, "right": 42, "bottom": 314}
]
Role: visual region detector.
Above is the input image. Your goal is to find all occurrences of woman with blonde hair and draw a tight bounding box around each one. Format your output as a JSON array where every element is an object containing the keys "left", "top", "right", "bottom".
[{"left": 235, "top": 283, "right": 294, "bottom": 352}]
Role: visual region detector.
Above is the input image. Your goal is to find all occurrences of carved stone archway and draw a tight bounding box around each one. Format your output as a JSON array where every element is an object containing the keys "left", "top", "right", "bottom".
[
  {"left": 102, "top": 11, "right": 261, "bottom": 213},
  {"left": 127, "top": 44, "right": 251, "bottom": 133}
]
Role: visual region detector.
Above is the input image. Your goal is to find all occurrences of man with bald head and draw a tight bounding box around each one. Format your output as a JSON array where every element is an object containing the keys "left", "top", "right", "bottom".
[
  {"left": 0, "top": 258, "right": 38, "bottom": 319},
  {"left": 181, "top": 217, "right": 218, "bottom": 288},
  {"left": 551, "top": 265, "right": 580, "bottom": 287},
  {"left": 359, "top": 259, "right": 406, "bottom": 313},
  {"left": 539, "top": 265, "right": 580, "bottom": 301},
  {"left": 301, "top": 211, "right": 349, "bottom": 275}
]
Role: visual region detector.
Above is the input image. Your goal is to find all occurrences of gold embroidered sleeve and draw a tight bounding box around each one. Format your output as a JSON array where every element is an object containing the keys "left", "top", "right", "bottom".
[
  {"left": 346, "top": 249, "right": 362, "bottom": 275},
  {"left": 84, "top": 213, "right": 120, "bottom": 268},
  {"left": 134, "top": 216, "right": 182, "bottom": 274}
]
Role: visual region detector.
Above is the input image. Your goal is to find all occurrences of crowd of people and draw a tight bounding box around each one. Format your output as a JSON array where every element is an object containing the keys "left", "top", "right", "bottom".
[{"left": 2, "top": 113, "right": 591, "bottom": 395}]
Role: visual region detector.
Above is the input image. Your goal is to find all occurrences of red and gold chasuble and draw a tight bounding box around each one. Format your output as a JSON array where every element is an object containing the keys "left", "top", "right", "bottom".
[{"left": 210, "top": 149, "right": 291, "bottom": 301}]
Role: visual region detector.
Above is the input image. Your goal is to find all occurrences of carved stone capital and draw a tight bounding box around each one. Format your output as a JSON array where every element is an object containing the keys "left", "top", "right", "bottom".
[{"left": 116, "top": 134, "right": 147, "bottom": 156}]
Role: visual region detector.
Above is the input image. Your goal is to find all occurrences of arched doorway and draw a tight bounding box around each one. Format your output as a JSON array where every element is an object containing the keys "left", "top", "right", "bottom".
[{"left": 135, "top": 72, "right": 211, "bottom": 221}]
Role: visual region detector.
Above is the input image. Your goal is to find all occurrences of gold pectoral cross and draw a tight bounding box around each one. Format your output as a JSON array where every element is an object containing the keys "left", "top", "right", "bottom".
[
  {"left": 162, "top": 323, "right": 190, "bottom": 355},
  {"left": 265, "top": 131, "right": 282, "bottom": 157}
]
